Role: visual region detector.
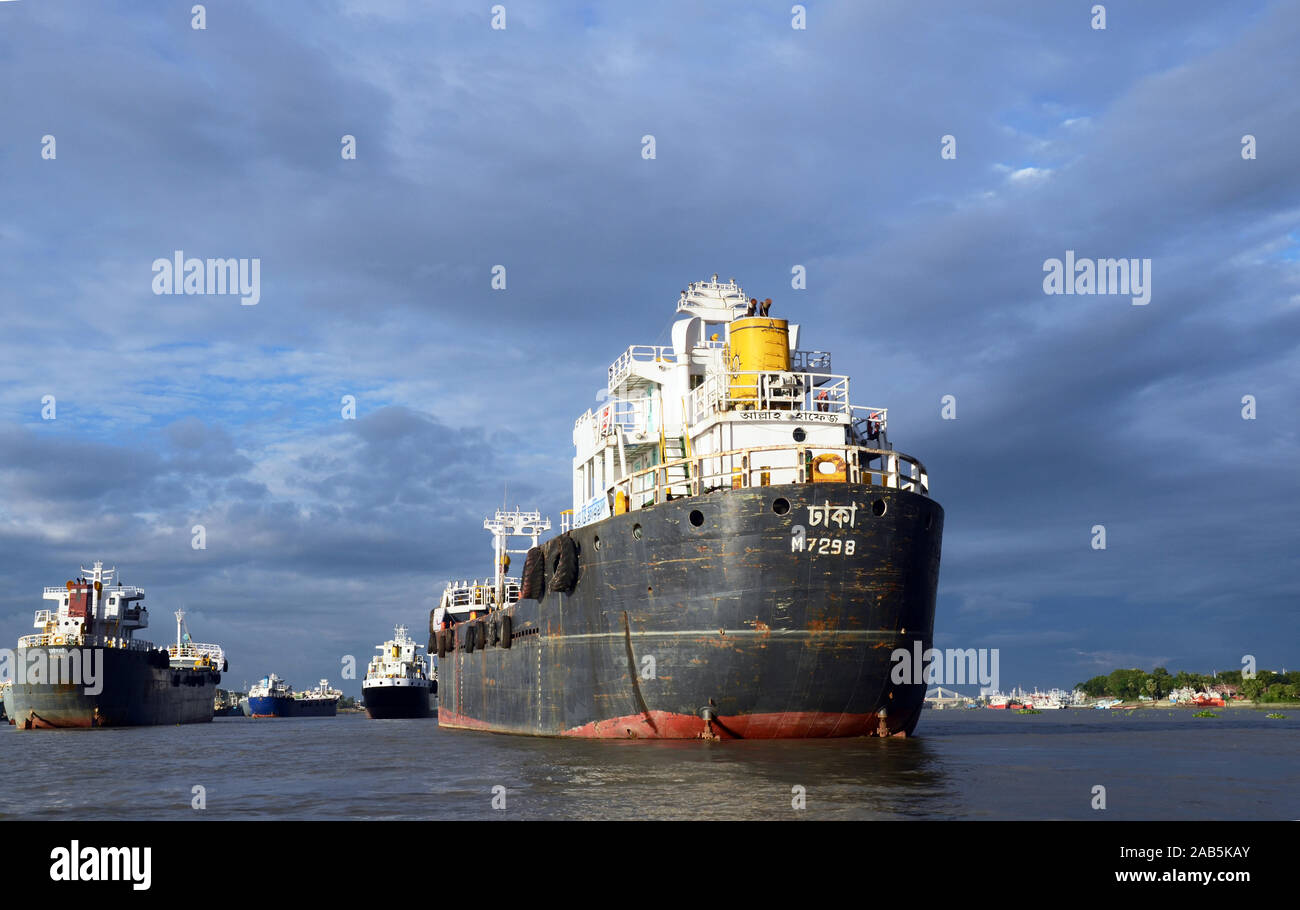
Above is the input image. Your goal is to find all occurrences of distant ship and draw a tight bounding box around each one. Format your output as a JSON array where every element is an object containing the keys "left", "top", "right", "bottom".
[
  {"left": 244, "top": 674, "right": 340, "bottom": 717},
  {"left": 984, "top": 689, "right": 1036, "bottom": 710},
  {"left": 213, "top": 688, "right": 245, "bottom": 717},
  {"left": 431, "top": 275, "right": 944, "bottom": 739},
  {"left": 362, "top": 625, "right": 435, "bottom": 719},
  {"left": 8, "top": 561, "right": 227, "bottom": 729},
  {"left": 1026, "top": 689, "right": 1069, "bottom": 710}
]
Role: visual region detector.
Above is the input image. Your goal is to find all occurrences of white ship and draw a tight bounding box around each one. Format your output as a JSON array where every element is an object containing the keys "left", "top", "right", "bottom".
[
  {"left": 1027, "top": 689, "right": 1070, "bottom": 710},
  {"left": 362, "top": 625, "right": 435, "bottom": 719}
]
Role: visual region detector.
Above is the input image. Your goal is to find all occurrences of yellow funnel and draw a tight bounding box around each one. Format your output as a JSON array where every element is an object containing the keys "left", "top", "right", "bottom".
[{"left": 728, "top": 317, "right": 790, "bottom": 405}]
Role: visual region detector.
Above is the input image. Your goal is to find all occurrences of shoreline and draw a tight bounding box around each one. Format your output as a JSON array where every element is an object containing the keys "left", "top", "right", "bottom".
[{"left": 1110, "top": 700, "right": 1297, "bottom": 710}]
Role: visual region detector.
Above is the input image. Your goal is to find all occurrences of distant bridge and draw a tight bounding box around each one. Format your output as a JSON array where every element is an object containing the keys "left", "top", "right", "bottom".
[{"left": 924, "top": 687, "right": 975, "bottom": 707}]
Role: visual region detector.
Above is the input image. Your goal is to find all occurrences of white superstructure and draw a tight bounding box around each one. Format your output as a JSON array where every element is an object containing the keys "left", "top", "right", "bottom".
[
  {"left": 363, "top": 625, "right": 433, "bottom": 692},
  {"left": 249, "top": 673, "right": 290, "bottom": 699},
  {"left": 21, "top": 561, "right": 152, "bottom": 652},
  {"left": 296, "top": 679, "right": 342, "bottom": 702},
  {"left": 19, "top": 561, "right": 223, "bottom": 670},
  {"left": 567, "top": 275, "right": 927, "bottom": 531}
]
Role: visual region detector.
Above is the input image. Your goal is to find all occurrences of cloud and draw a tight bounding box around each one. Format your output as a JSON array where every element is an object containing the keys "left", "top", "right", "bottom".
[{"left": 0, "top": 0, "right": 1296, "bottom": 691}]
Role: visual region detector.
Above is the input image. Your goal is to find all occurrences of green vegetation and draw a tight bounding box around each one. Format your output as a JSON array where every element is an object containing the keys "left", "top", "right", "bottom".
[
  {"left": 1265, "top": 713, "right": 1285, "bottom": 719},
  {"left": 1075, "top": 667, "right": 1300, "bottom": 703},
  {"left": 1193, "top": 710, "right": 1218, "bottom": 718},
  {"left": 1016, "top": 707, "right": 1041, "bottom": 714},
  {"left": 338, "top": 695, "right": 359, "bottom": 710}
]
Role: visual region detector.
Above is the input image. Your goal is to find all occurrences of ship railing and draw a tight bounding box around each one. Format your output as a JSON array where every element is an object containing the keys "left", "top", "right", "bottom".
[
  {"left": 848, "top": 406, "right": 891, "bottom": 447},
  {"left": 574, "top": 396, "right": 656, "bottom": 444},
  {"left": 561, "top": 509, "right": 573, "bottom": 532},
  {"left": 168, "top": 642, "right": 225, "bottom": 663},
  {"left": 607, "top": 344, "right": 677, "bottom": 390},
  {"left": 684, "top": 370, "right": 857, "bottom": 425},
  {"left": 43, "top": 585, "right": 143, "bottom": 597},
  {"left": 587, "top": 442, "right": 928, "bottom": 523},
  {"left": 790, "top": 350, "right": 832, "bottom": 372},
  {"left": 19, "top": 632, "right": 155, "bottom": 651},
  {"left": 441, "top": 578, "right": 520, "bottom": 610},
  {"left": 87, "top": 635, "right": 155, "bottom": 652},
  {"left": 34, "top": 609, "right": 54, "bottom": 624}
]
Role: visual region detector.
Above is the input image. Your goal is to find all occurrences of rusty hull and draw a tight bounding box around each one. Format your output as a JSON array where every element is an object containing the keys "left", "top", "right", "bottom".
[{"left": 438, "top": 482, "right": 942, "bottom": 739}]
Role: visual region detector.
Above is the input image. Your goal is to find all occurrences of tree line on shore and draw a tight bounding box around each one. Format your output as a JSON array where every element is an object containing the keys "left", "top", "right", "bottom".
[{"left": 1074, "top": 667, "right": 1300, "bottom": 702}]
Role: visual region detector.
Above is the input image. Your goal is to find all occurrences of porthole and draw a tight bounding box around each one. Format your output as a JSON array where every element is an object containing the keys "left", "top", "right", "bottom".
[
  {"left": 772, "top": 498, "right": 790, "bottom": 515},
  {"left": 872, "top": 499, "right": 887, "bottom": 517},
  {"left": 792, "top": 427, "right": 807, "bottom": 442},
  {"left": 593, "top": 536, "right": 601, "bottom": 550},
  {"left": 632, "top": 524, "right": 643, "bottom": 539},
  {"left": 689, "top": 510, "right": 704, "bottom": 527}
]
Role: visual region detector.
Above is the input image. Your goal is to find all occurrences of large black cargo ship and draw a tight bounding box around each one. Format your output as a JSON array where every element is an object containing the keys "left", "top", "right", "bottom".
[
  {"left": 431, "top": 276, "right": 943, "bottom": 739},
  {"left": 7, "top": 562, "right": 226, "bottom": 729}
]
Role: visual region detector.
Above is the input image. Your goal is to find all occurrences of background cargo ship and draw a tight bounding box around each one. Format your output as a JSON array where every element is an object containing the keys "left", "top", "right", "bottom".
[
  {"left": 362, "top": 625, "right": 435, "bottom": 718},
  {"left": 244, "top": 674, "right": 341, "bottom": 717},
  {"left": 432, "top": 276, "right": 943, "bottom": 739},
  {"left": 7, "top": 561, "right": 226, "bottom": 729},
  {"left": 213, "top": 688, "right": 246, "bottom": 717}
]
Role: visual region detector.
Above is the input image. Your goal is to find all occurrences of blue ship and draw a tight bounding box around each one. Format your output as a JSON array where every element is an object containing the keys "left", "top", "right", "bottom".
[{"left": 243, "top": 674, "right": 339, "bottom": 717}]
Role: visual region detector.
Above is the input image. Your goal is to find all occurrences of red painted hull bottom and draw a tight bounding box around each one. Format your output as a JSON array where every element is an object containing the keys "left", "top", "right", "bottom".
[
  {"left": 438, "top": 708, "right": 919, "bottom": 739},
  {"left": 24, "top": 713, "right": 98, "bottom": 729}
]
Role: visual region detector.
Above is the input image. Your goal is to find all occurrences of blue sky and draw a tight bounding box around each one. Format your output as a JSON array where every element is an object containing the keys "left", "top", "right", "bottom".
[{"left": 1, "top": 0, "right": 1296, "bottom": 694}]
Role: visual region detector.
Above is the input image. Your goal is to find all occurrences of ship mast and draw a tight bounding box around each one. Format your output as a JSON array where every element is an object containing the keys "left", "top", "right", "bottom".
[
  {"left": 80, "top": 560, "right": 115, "bottom": 619},
  {"left": 483, "top": 509, "right": 550, "bottom": 605}
]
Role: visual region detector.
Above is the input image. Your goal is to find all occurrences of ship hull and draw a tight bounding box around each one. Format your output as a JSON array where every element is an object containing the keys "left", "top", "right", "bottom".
[
  {"left": 245, "top": 694, "right": 290, "bottom": 717},
  {"left": 8, "top": 646, "right": 218, "bottom": 729},
  {"left": 438, "top": 482, "right": 942, "bottom": 739},
  {"left": 362, "top": 680, "right": 435, "bottom": 719},
  {"left": 286, "top": 698, "right": 337, "bottom": 717},
  {"left": 246, "top": 694, "right": 338, "bottom": 717}
]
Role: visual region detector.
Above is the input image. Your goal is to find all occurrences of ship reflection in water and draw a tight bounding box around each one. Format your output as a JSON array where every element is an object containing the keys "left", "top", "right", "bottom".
[{"left": 2, "top": 711, "right": 1295, "bottom": 820}]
